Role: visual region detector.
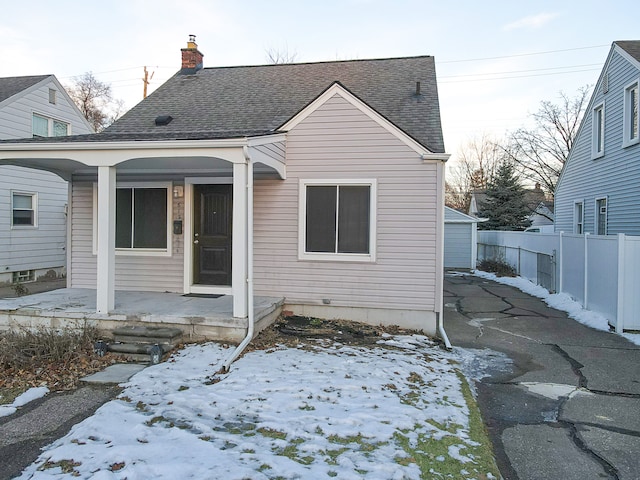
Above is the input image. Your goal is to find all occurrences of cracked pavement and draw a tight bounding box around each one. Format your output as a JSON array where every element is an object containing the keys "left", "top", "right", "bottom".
[{"left": 445, "top": 273, "right": 640, "bottom": 480}]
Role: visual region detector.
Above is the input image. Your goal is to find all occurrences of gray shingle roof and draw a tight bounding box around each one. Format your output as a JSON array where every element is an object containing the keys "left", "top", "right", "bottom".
[
  {"left": 105, "top": 56, "right": 444, "bottom": 153},
  {"left": 616, "top": 40, "right": 640, "bottom": 63},
  {"left": 0, "top": 75, "right": 51, "bottom": 103}
]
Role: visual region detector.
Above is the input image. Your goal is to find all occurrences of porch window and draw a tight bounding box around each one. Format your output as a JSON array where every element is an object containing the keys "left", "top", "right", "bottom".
[
  {"left": 623, "top": 79, "right": 639, "bottom": 147},
  {"left": 116, "top": 187, "right": 168, "bottom": 249},
  {"left": 299, "top": 179, "right": 376, "bottom": 262},
  {"left": 11, "top": 192, "right": 37, "bottom": 227},
  {"left": 591, "top": 102, "right": 605, "bottom": 159}
]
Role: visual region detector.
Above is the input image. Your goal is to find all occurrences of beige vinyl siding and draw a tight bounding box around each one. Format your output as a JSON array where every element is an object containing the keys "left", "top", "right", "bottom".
[
  {"left": 70, "top": 182, "right": 184, "bottom": 292},
  {"left": 253, "top": 93, "right": 438, "bottom": 311}
]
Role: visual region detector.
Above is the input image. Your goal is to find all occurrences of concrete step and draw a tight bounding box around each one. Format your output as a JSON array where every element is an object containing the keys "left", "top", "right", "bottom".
[
  {"left": 112, "top": 334, "right": 180, "bottom": 346},
  {"left": 111, "top": 326, "right": 183, "bottom": 344}
]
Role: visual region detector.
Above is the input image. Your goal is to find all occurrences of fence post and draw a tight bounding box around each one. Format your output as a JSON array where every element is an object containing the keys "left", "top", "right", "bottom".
[
  {"left": 616, "top": 233, "right": 625, "bottom": 333},
  {"left": 584, "top": 233, "right": 589, "bottom": 309},
  {"left": 558, "top": 231, "right": 563, "bottom": 293}
]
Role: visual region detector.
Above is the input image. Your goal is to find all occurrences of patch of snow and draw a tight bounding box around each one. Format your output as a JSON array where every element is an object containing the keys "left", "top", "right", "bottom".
[
  {"left": 520, "top": 382, "right": 577, "bottom": 400},
  {"left": 0, "top": 386, "right": 49, "bottom": 418},
  {"left": 16, "top": 338, "right": 481, "bottom": 479},
  {"left": 473, "top": 270, "right": 640, "bottom": 345}
]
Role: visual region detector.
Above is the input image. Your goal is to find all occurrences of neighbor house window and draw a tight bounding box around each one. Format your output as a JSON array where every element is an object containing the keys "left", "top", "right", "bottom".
[
  {"left": 299, "top": 179, "right": 377, "bottom": 262},
  {"left": 12, "top": 192, "right": 37, "bottom": 227},
  {"left": 592, "top": 103, "right": 605, "bottom": 159},
  {"left": 32, "top": 113, "right": 69, "bottom": 138},
  {"left": 574, "top": 201, "right": 584, "bottom": 234},
  {"left": 92, "top": 182, "right": 172, "bottom": 255},
  {"left": 596, "top": 197, "right": 607, "bottom": 235},
  {"left": 623, "top": 80, "right": 639, "bottom": 147}
]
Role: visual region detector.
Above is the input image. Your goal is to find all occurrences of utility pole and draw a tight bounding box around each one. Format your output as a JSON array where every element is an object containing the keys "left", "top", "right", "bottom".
[{"left": 142, "top": 66, "right": 155, "bottom": 99}]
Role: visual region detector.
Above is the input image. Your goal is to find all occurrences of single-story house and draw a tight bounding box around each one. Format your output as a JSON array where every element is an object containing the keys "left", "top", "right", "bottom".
[{"left": 0, "top": 37, "right": 450, "bottom": 344}]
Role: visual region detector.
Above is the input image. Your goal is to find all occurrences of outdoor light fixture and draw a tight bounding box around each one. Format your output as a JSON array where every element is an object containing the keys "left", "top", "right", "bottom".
[{"left": 173, "top": 185, "right": 184, "bottom": 198}]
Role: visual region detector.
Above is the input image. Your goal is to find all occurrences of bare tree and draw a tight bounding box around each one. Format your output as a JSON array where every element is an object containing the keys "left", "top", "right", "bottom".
[
  {"left": 502, "top": 85, "right": 591, "bottom": 196},
  {"left": 446, "top": 134, "right": 504, "bottom": 212},
  {"left": 67, "top": 72, "right": 124, "bottom": 132},
  {"left": 266, "top": 45, "right": 298, "bottom": 64}
]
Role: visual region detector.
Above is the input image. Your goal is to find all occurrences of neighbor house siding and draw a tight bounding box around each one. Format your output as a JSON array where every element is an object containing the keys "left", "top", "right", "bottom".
[
  {"left": 556, "top": 50, "right": 640, "bottom": 235},
  {"left": 0, "top": 77, "right": 93, "bottom": 281},
  {"left": 70, "top": 181, "right": 184, "bottom": 292},
  {"left": 253, "top": 94, "right": 438, "bottom": 312}
]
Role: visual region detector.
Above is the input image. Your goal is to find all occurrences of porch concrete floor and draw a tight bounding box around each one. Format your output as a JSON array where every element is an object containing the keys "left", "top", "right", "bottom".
[{"left": 0, "top": 289, "right": 284, "bottom": 342}]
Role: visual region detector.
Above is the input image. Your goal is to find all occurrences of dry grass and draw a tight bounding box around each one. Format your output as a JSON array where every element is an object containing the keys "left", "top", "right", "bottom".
[{"left": 0, "top": 324, "right": 115, "bottom": 403}]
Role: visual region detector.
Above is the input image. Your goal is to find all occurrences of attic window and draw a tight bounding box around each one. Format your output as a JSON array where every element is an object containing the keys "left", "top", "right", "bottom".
[{"left": 155, "top": 115, "right": 173, "bottom": 126}]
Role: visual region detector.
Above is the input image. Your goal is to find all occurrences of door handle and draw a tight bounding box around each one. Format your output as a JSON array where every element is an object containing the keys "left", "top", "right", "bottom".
[{"left": 194, "top": 239, "right": 199, "bottom": 244}]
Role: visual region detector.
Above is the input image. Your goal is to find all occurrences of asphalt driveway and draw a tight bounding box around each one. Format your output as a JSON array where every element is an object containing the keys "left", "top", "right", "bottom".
[{"left": 445, "top": 272, "right": 640, "bottom": 480}]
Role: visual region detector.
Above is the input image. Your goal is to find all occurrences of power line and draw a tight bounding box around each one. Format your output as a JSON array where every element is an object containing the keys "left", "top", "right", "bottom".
[
  {"left": 439, "top": 67, "right": 600, "bottom": 84},
  {"left": 438, "top": 63, "right": 602, "bottom": 79},
  {"left": 438, "top": 44, "right": 609, "bottom": 64}
]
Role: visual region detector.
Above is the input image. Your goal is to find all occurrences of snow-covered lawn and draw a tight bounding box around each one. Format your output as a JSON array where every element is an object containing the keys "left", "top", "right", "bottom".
[
  {"left": 473, "top": 270, "right": 640, "bottom": 346},
  {"left": 16, "top": 336, "right": 499, "bottom": 480}
]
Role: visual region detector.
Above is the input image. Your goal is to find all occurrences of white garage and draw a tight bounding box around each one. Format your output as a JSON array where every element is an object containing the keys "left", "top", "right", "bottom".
[{"left": 444, "top": 207, "right": 480, "bottom": 270}]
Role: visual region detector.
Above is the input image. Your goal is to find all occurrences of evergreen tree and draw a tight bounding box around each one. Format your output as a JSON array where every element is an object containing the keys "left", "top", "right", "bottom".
[{"left": 478, "top": 162, "right": 531, "bottom": 231}]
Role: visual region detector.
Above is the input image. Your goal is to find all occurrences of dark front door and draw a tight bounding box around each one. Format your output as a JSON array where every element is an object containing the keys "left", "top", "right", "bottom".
[{"left": 193, "top": 184, "right": 232, "bottom": 285}]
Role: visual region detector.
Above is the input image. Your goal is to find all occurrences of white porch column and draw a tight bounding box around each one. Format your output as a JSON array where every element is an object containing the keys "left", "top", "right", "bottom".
[
  {"left": 96, "top": 166, "right": 116, "bottom": 313},
  {"left": 232, "top": 162, "right": 248, "bottom": 318}
]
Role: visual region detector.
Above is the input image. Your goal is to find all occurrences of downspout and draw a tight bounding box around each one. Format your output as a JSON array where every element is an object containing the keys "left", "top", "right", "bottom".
[
  {"left": 221, "top": 147, "right": 254, "bottom": 372},
  {"left": 433, "top": 156, "right": 452, "bottom": 349}
]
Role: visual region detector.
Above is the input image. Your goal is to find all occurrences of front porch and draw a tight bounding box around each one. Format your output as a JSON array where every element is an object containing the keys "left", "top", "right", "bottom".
[{"left": 0, "top": 289, "right": 284, "bottom": 343}]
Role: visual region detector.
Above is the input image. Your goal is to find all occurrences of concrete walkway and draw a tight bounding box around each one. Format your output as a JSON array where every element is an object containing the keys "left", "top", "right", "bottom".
[
  {"left": 445, "top": 272, "right": 640, "bottom": 480},
  {"left": 0, "top": 364, "right": 144, "bottom": 480}
]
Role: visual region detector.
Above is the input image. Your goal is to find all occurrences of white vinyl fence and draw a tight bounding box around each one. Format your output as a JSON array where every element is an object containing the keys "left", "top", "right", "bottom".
[{"left": 477, "top": 231, "right": 640, "bottom": 332}]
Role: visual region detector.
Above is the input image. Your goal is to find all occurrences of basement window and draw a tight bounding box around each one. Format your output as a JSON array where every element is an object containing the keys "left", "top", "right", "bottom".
[{"left": 12, "top": 270, "right": 35, "bottom": 283}]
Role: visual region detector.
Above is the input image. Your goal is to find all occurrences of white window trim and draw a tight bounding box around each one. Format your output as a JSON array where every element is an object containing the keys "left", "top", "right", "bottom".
[
  {"left": 591, "top": 102, "right": 605, "bottom": 159},
  {"left": 11, "top": 191, "right": 37, "bottom": 229},
  {"left": 298, "top": 178, "right": 377, "bottom": 263},
  {"left": 595, "top": 196, "right": 608, "bottom": 236},
  {"left": 573, "top": 200, "right": 584, "bottom": 234},
  {"left": 32, "top": 112, "right": 70, "bottom": 137},
  {"left": 92, "top": 181, "right": 173, "bottom": 257},
  {"left": 622, "top": 78, "right": 640, "bottom": 148}
]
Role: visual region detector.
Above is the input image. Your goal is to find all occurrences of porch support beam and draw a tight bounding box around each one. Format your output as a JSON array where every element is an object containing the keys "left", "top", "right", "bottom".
[
  {"left": 232, "top": 162, "right": 248, "bottom": 318},
  {"left": 96, "top": 166, "right": 116, "bottom": 313}
]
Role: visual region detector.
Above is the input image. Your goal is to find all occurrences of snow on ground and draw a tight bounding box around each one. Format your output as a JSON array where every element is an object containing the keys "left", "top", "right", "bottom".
[
  {"left": 16, "top": 336, "right": 497, "bottom": 480},
  {"left": 0, "top": 386, "right": 49, "bottom": 418},
  {"left": 472, "top": 270, "right": 640, "bottom": 346}
]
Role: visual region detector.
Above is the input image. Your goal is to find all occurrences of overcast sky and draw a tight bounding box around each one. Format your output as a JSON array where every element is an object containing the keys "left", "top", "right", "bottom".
[{"left": 1, "top": 0, "right": 638, "bottom": 179}]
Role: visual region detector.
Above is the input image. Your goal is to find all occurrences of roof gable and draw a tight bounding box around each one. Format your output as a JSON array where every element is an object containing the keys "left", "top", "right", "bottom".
[
  {"left": 282, "top": 82, "right": 432, "bottom": 154},
  {"left": 616, "top": 40, "right": 640, "bottom": 66},
  {"left": 105, "top": 56, "right": 444, "bottom": 152},
  {"left": 0, "top": 75, "right": 52, "bottom": 106}
]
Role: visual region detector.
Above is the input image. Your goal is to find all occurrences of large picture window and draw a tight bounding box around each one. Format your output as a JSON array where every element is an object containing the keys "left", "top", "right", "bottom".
[{"left": 299, "top": 179, "right": 376, "bottom": 262}]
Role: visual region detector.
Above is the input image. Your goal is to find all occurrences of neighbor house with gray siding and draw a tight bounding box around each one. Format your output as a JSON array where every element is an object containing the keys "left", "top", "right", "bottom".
[
  {"left": 0, "top": 75, "right": 93, "bottom": 285},
  {"left": 0, "top": 38, "right": 449, "bottom": 337},
  {"left": 555, "top": 41, "right": 640, "bottom": 235}
]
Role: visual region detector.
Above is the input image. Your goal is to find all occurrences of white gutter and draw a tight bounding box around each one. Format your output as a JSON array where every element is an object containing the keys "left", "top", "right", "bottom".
[
  {"left": 221, "top": 147, "right": 254, "bottom": 372},
  {"left": 435, "top": 159, "right": 452, "bottom": 350}
]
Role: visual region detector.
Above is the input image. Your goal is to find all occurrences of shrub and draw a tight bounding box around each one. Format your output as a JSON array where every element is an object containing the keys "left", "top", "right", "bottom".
[
  {"left": 477, "top": 258, "right": 517, "bottom": 277},
  {"left": 0, "top": 324, "right": 100, "bottom": 369}
]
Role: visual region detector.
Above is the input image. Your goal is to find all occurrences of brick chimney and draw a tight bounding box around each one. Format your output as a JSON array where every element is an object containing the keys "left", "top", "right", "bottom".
[{"left": 180, "top": 34, "right": 204, "bottom": 74}]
